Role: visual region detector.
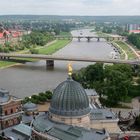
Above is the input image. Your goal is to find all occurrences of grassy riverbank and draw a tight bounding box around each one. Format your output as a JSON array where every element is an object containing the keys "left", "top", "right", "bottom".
[
  {"left": 0, "top": 39, "right": 71, "bottom": 68},
  {"left": 0, "top": 61, "right": 16, "bottom": 68},
  {"left": 59, "top": 31, "right": 71, "bottom": 36},
  {"left": 96, "top": 32, "right": 110, "bottom": 37},
  {"left": 114, "top": 41, "right": 136, "bottom": 60},
  {"left": 38, "top": 40, "right": 70, "bottom": 55}
]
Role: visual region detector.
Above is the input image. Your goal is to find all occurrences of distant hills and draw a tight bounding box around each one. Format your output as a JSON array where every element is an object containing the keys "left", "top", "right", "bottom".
[{"left": 0, "top": 15, "right": 140, "bottom": 24}]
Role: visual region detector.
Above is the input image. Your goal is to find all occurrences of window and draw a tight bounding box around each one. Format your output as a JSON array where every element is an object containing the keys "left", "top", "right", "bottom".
[
  {"left": 61, "top": 118, "right": 65, "bottom": 122},
  {"left": 5, "top": 110, "right": 8, "bottom": 115},
  {"left": 78, "top": 118, "right": 82, "bottom": 123},
  {"left": 11, "top": 109, "right": 13, "bottom": 114}
]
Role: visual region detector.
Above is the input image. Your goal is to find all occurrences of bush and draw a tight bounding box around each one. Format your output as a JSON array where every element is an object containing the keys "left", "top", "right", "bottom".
[
  {"left": 0, "top": 47, "right": 4, "bottom": 52},
  {"left": 22, "top": 97, "right": 31, "bottom": 104},
  {"left": 9, "top": 46, "right": 16, "bottom": 51},
  {"left": 30, "top": 98, "right": 39, "bottom": 104},
  {"left": 45, "top": 91, "right": 53, "bottom": 99},
  {"left": 3, "top": 47, "right": 9, "bottom": 53},
  {"left": 128, "top": 85, "right": 140, "bottom": 98},
  {"left": 31, "top": 95, "right": 39, "bottom": 100},
  {"left": 136, "top": 78, "right": 140, "bottom": 84},
  {"left": 18, "top": 44, "right": 25, "bottom": 50},
  {"left": 30, "top": 48, "right": 39, "bottom": 54},
  {"left": 4, "top": 42, "right": 11, "bottom": 48},
  {"left": 23, "top": 91, "right": 53, "bottom": 104}
]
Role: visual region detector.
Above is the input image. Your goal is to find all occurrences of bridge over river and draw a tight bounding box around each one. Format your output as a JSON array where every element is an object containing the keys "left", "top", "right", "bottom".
[
  {"left": 0, "top": 53, "right": 139, "bottom": 69},
  {"left": 55, "top": 35, "right": 126, "bottom": 42},
  {"left": 0, "top": 29, "right": 134, "bottom": 98}
]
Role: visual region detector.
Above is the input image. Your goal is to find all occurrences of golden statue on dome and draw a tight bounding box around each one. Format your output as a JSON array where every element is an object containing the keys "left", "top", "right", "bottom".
[{"left": 68, "top": 62, "right": 73, "bottom": 76}]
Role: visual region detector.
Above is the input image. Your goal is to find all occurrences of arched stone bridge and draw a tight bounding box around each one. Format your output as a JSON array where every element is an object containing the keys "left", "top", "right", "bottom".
[{"left": 55, "top": 35, "right": 126, "bottom": 42}]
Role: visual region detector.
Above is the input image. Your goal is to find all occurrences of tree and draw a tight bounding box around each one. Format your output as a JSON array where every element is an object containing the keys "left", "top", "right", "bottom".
[
  {"left": 128, "top": 33, "right": 140, "bottom": 49},
  {"left": 30, "top": 48, "right": 39, "bottom": 54},
  {"left": 45, "top": 91, "right": 53, "bottom": 100},
  {"left": 103, "top": 68, "right": 131, "bottom": 106},
  {"left": 72, "top": 63, "right": 133, "bottom": 106},
  {"left": 85, "top": 63, "right": 104, "bottom": 82},
  {"left": 54, "top": 28, "right": 60, "bottom": 35},
  {"left": 105, "top": 64, "right": 133, "bottom": 80}
]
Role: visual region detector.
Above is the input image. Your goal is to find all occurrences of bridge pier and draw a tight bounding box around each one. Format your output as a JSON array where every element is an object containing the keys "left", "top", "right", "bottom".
[
  {"left": 87, "top": 37, "right": 90, "bottom": 42},
  {"left": 78, "top": 37, "right": 81, "bottom": 42},
  {"left": 46, "top": 60, "right": 54, "bottom": 69},
  {"left": 106, "top": 37, "right": 109, "bottom": 42},
  {"left": 0, "top": 56, "right": 9, "bottom": 60}
]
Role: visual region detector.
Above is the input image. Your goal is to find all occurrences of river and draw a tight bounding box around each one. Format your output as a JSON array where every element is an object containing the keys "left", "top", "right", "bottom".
[{"left": 0, "top": 29, "right": 115, "bottom": 98}]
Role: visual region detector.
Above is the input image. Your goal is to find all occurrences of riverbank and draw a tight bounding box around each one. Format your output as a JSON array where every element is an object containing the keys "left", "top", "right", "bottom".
[
  {"left": 96, "top": 32, "right": 137, "bottom": 60},
  {"left": 0, "top": 39, "right": 71, "bottom": 68},
  {"left": 37, "top": 40, "right": 71, "bottom": 55},
  {"left": 96, "top": 32, "right": 111, "bottom": 37},
  {"left": 112, "top": 42, "right": 128, "bottom": 60},
  {"left": 114, "top": 41, "right": 137, "bottom": 60}
]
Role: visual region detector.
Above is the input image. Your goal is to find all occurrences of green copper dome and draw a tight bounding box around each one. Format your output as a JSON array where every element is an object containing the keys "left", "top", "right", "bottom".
[{"left": 49, "top": 77, "right": 90, "bottom": 116}]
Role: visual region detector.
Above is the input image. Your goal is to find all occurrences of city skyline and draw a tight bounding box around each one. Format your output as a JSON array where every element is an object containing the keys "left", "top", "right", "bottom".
[{"left": 0, "top": 0, "right": 140, "bottom": 16}]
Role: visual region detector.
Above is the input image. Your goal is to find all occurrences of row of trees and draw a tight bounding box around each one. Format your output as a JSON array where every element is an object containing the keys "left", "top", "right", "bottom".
[
  {"left": 22, "top": 90, "right": 53, "bottom": 104},
  {"left": 0, "top": 42, "right": 25, "bottom": 53},
  {"left": 0, "top": 31, "right": 55, "bottom": 53},
  {"left": 72, "top": 63, "right": 140, "bottom": 107},
  {"left": 95, "top": 23, "right": 129, "bottom": 36},
  {"left": 0, "top": 21, "right": 76, "bottom": 35},
  {"left": 22, "top": 31, "right": 54, "bottom": 47},
  {"left": 128, "top": 33, "right": 140, "bottom": 49}
]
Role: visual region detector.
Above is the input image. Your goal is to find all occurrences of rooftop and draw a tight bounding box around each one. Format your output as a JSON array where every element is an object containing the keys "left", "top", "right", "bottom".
[
  {"left": 2, "top": 124, "right": 31, "bottom": 140},
  {"left": 85, "top": 89, "right": 98, "bottom": 96},
  {"left": 23, "top": 101, "right": 37, "bottom": 111},
  {"left": 32, "top": 112, "right": 109, "bottom": 140},
  {"left": 0, "top": 89, "right": 10, "bottom": 104},
  {"left": 90, "top": 108, "right": 117, "bottom": 120},
  {"left": 50, "top": 77, "right": 90, "bottom": 117}
]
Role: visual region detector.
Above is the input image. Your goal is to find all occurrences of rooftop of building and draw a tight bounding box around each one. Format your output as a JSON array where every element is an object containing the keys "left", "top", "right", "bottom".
[
  {"left": 0, "top": 89, "right": 21, "bottom": 105},
  {"left": 0, "top": 30, "right": 21, "bottom": 39},
  {"left": 49, "top": 77, "right": 90, "bottom": 117},
  {"left": 85, "top": 89, "right": 98, "bottom": 96},
  {"left": 90, "top": 108, "right": 117, "bottom": 121},
  {"left": 1, "top": 124, "right": 31, "bottom": 140},
  {"left": 23, "top": 101, "right": 38, "bottom": 111},
  {"left": 32, "top": 112, "right": 109, "bottom": 140},
  {"left": 0, "top": 89, "right": 10, "bottom": 104}
]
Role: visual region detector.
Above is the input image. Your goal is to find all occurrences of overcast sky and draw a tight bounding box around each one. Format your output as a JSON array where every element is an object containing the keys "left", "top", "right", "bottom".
[{"left": 0, "top": 0, "right": 140, "bottom": 16}]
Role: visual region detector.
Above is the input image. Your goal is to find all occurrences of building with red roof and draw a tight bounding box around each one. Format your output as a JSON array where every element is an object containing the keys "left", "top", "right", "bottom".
[
  {"left": 12, "top": 31, "right": 21, "bottom": 38},
  {"left": 0, "top": 30, "right": 22, "bottom": 41},
  {"left": 129, "top": 30, "right": 140, "bottom": 34},
  {"left": 0, "top": 33, "right": 3, "bottom": 39}
]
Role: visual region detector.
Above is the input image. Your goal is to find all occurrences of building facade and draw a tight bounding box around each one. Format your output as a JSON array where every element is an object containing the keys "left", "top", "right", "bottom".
[{"left": 0, "top": 89, "right": 22, "bottom": 130}]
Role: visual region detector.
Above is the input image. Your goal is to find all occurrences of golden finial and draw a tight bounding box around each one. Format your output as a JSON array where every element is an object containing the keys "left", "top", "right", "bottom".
[{"left": 68, "top": 62, "right": 73, "bottom": 76}]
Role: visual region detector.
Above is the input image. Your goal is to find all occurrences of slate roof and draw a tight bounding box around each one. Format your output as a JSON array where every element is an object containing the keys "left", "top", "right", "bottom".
[
  {"left": 85, "top": 89, "right": 98, "bottom": 96},
  {"left": 0, "top": 89, "right": 21, "bottom": 104},
  {"left": 32, "top": 112, "right": 109, "bottom": 140},
  {"left": 90, "top": 108, "right": 117, "bottom": 120},
  {"left": 0, "top": 89, "right": 10, "bottom": 104},
  {"left": 50, "top": 77, "right": 90, "bottom": 116},
  {"left": 23, "top": 101, "right": 37, "bottom": 111}
]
